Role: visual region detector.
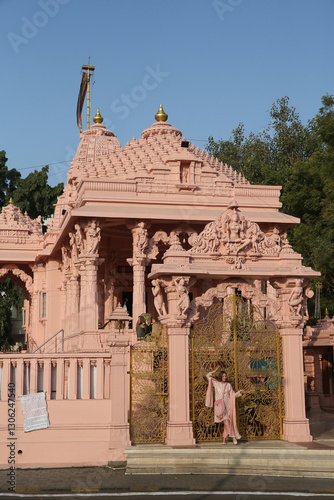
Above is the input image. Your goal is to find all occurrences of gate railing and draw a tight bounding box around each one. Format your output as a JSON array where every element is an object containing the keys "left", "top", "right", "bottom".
[
  {"left": 129, "top": 324, "right": 168, "bottom": 444},
  {"left": 189, "top": 294, "right": 284, "bottom": 442}
]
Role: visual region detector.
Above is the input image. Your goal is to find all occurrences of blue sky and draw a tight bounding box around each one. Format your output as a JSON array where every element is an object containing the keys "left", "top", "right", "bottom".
[{"left": 1, "top": 0, "right": 333, "bottom": 187}]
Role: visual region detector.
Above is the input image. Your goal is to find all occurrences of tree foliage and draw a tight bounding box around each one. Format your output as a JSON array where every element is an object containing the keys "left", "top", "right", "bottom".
[
  {"left": 0, "top": 279, "right": 24, "bottom": 350},
  {"left": 0, "top": 151, "right": 63, "bottom": 221},
  {"left": 12, "top": 166, "right": 63, "bottom": 221},
  {"left": 0, "top": 153, "right": 63, "bottom": 347},
  {"left": 207, "top": 95, "right": 334, "bottom": 317}
]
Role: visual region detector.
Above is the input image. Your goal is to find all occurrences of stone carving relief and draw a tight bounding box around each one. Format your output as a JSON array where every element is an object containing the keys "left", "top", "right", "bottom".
[
  {"left": 145, "top": 228, "right": 191, "bottom": 263},
  {"left": 270, "top": 278, "right": 314, "bottom": 327},
  {"left": 187, "top": 279, "right": 280, "bottom": 326},
  {"left": 61, "top": 245, "right": 71, "bottom": 272},
  {"left": 152, "top": 278, "right": 167, "bottom": 317},
  {"left": 67, "top": 220, "right": 101, "bottom": 264},
  {"left": 133, "top": 222, "right": 149, "bottom": 256},
  {"left": 84, "top": 220, "right": 101, "bottom": 255},
  {"left": 173, "top": 276, "right": 190, "bottom": 318},
  {"left": 74, "top": 223, "right": 84, "bottom": 256},
  {"left": 188, "top": 201, "right": 284, "bottom": 264},
  {"left": 288, "top": 279, "right": 304, "bottom": 317}
]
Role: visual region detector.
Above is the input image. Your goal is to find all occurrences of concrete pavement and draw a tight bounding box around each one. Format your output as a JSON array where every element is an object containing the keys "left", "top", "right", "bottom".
[{"left": 0, "top": 409, "right": 333, "bottom": 494}]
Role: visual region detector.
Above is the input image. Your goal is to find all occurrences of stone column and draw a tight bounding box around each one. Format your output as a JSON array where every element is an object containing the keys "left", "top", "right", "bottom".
[
  {"left": 107, "top": 339, "right": 131, "bottom": 460},
  {"left": 131, "top": 257, "right": 146, "bottom": 325},
  {"left": 160, "top": 276, "right": 195, "bottom": 446},
  {"left": 61, "top": 277, "right": 68, "bottom": 333},
  {"left": 270, "top": 278, "right": 312, "bottom": 442},
  {"left": 83, "top": 257, "right": 100, "bottom": 331},
  {"left": 79, "top": 260, "right": 86, "bottom": 332},
  {"left": 127, "top": 222, "right": 149, "bottom": 324},
  {"left": 69, "top": 266, "right": 80, "bottom": 334}
]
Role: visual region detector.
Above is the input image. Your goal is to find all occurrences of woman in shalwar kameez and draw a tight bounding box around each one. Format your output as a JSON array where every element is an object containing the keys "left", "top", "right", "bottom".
[{"left": 205, "top": 367, "right": 244, "bottom": 444}]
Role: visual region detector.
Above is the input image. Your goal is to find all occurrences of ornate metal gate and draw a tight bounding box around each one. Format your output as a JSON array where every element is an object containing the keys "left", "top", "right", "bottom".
[
  {"left": 190, "top": 294, "right": 284, "bottom": 441},
  {"left": 129, "top": 325, "right": 168, "bottom": 444}
]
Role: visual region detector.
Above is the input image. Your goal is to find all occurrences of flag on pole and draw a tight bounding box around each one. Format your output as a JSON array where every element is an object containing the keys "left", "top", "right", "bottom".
[{"left": 76, "top": 72, "right": 88, "bottom": 132}]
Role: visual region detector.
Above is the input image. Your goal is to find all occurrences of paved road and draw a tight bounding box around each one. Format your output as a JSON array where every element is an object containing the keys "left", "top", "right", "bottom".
[
  {"left": 1, "top": 467, "right": 334, "bottom": 497},
  {"left": 1, "top": 493, "right": 334, "bottom": 500}
]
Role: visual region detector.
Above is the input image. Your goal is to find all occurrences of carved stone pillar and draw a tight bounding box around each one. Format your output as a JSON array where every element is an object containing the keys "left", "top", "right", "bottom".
[
  {"left": 69, "top": 267, "right": 80, "bottom": 334},
  {"left": 79, "top": 261, "right": 86, "bottom": 331},
  {"left": 83, "top": 257, "right": 100, "bottom": 331},
  {"left": 107, "top": 338, "right": 131, "bottom": 460},
  {"left": 270, "top": 278, "right": 312, "bottom": 442},
  {"left": 61, "top": 277, "right": 68, "bottom": 333},
  {"left": 160, "top": 276, "right": 195, "bottom": 446},
  {"left": 127, "top": 222, "right": 149, "bottom": 324}
]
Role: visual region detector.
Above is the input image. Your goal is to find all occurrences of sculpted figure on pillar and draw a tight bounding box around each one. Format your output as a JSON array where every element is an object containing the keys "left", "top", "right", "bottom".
[
  {"left": 61, "top": 245, "right": 71, "bottom": 272},
  {"left": 173, "top": 276, "right": 190, "bottom": 317},
  {"left": 288, "top": 279, "right": 304, "bottom": 317},
  {"left": 74, "top": 223, "right": 84, "bottom": 256},
  {"left": 85, "top": 220, "right": 101, "bottom": 255},
  {"left": 69, "top": 231, "right": 78, "bottom": 263},
  {"left": 168, "top": 230, "right": 184, "bottom": 252},
  {"left": 133, "top": 222, "right": 149, "bottom": 256},
  {"left": 152, "top": 279, "right": 167, "bottom": 317}
]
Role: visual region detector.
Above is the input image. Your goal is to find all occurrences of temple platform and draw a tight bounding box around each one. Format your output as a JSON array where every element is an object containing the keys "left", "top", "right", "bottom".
[{"left": 125, "top": 410, "right": 334, "bottom": 477}]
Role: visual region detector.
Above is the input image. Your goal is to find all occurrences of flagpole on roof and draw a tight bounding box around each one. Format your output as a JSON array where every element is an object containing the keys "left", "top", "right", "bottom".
[{"left": 81, "top": 58, "right": 95, "bottom": 129}]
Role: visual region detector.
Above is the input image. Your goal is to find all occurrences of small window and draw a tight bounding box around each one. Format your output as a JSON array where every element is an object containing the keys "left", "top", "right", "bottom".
[{"left": 40, "top": 292, "right": 47, "bottom": 319}]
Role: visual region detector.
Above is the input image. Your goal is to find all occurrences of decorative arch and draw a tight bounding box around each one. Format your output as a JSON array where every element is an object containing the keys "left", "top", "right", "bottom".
[
  {"left": 187, "top": 278, "right": 280, "bottom": 325},
  {"left": 0, "top": 264, "right": 33, "bottom": 298}
]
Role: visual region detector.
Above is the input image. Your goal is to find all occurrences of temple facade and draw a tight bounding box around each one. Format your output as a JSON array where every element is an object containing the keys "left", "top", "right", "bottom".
[{"left": 0, "top": 106, "right": 320, "bottom": 468}]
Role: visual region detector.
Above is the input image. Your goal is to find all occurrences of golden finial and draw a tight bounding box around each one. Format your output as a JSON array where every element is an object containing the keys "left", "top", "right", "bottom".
[
  {"left": 325, "top": 307, "right": 329, "bottom": 317},
  {"left": 9, "top": 198, "right": 13, "bottom": 205},
  {"left": 155, "top": 104, "right": 168, "bottom": 122},
  {"left": 93, "top": 108, "right": 103, "bottom": 124}
]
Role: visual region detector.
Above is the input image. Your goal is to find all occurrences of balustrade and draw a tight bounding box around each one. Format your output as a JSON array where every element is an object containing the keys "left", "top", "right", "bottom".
[{"left": 0, "top": 354, "right": 110, "bottom": 401}]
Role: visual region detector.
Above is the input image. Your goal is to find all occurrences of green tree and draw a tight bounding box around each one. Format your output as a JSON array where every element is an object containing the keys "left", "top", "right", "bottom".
[
  {"left": 282, "top": 95, "right": 334, "bottom": 309},
  {"left": 207, "top": 95, "right": 334, "bottom": 317},
  {"left": 207, "top": 97, "right": 311, "bottom": 189},
  {"left": 0, "top": 279, "right": 24, "bottom": 350},
  {"left": 0, "top": 150, "right": 21, "bottom": 207},
  {"left": 12, "top": 165, "right": 63, "bottom": 221}
]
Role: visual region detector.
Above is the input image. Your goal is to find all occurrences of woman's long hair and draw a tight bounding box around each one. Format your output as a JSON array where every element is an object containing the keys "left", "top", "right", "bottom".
[{"left": 214, "top": 369, "right": 228, "bottom": 381}]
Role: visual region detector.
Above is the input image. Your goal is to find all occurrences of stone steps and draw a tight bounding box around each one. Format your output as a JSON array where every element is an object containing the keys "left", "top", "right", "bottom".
[{"left": 125, "top": 444, "right": 334, "bottom": 477}]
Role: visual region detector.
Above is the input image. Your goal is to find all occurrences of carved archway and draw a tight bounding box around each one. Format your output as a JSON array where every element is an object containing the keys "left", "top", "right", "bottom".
[
  {"left": 0, "top": 264, "right": 33, "bottom": 299},
  {"left": 187, "top": 278, "right": 279, "bottom": 326}
]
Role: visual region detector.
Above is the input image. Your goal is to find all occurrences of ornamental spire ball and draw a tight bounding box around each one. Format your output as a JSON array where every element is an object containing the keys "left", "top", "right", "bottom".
[
  {"left": 155, "top": 104, "right": 168, "bottom": 122},
  {"left": 93, "top": 108, "right": 103, "bottom": 124}
]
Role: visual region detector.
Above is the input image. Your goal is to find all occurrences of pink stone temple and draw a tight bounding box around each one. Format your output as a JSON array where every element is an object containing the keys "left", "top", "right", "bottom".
[{"left": 0, "top": 105, "right": 323, "bottom": 467}]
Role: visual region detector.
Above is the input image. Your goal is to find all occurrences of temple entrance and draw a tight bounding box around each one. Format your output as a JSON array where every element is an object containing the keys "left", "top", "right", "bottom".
[
  {"left": 190, "top": 293, "right": 284, "bottom": 441},
  {"left": 129, "top": 324, "right": 168, "bottom": 444}
]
